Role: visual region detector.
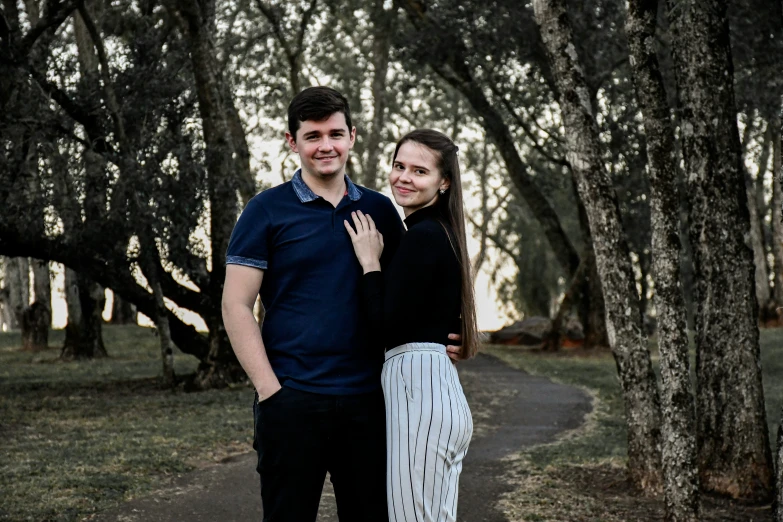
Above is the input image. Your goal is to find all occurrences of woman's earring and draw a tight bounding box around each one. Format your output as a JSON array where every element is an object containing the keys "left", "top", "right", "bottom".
[{"left": 439, "top": 188, "right": 446, "bottom": 195}]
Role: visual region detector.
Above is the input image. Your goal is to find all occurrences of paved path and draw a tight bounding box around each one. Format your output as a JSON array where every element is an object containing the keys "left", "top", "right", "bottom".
[{"left": 92, "top": 353, "right": 592, "bottom": 521}]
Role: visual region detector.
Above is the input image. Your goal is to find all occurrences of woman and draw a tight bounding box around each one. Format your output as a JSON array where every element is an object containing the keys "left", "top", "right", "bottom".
[{"left": 343, "top": 129, "right": 479, "bottom": 522}]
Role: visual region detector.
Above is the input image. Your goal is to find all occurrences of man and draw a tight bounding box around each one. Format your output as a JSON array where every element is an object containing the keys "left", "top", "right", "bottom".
[{"left": 222, "top": 87, "right": 462, "bottom": 521}]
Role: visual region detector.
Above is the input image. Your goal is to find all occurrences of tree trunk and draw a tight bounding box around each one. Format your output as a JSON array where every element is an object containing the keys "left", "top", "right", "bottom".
[
  {"left": 144, "top": 257, "right": 176, "bottom": 387},
  {"left": 637, "top": 251, "right": 652, "bottom": 319},
  {"left": 676, "top": 167, "right": 697, "bottom": 331},
  {"left": 575, "top": 194, "right": 610, "bottom": 349},
  {"left": 21, "top": 301, "right": 49, "bottom": 351},
  {"left": 533, "top": 0, "right": 663, "bottom": 491},
  {"left": 192, "top": 315, "right": 245, "bottom": 390},
  {"left": 582, "top": 251, "right": 609, "bottom": 348},
  {"left": 776, "top": 406, "right": 783, "bottom": 521},
  {"left": 747, "top": 148, "right": 773, "bottom": 319},
  {"left": 747, "top": 127, "right": 774, "bottom": 320},
  {"left": 31, "top": 258, "right": 51, "bottom": 323},
  {"left": 18, "top": 257, "right": 30, "bottom": 313},
  {"left": 22, "top": 259, "right": 51, "bottom": 350},
  {"left": 5, "top": 257, "right": 30, "bottom": 328},
  {"left": 63, "top": 266, "right": 81, "bottom": 338},
  {"left": 64, "top": 0, "right": 107, "bottom": 358},
  {"left": 62, "top": 270, "right": 107, "bottom": 360},
  {"left": 666, "top": 0, "right": 773, "bottom": 501},
  {"left": 154, "top": 281, "right": 176, "bottom": 387},
  {"left": 177, "top": 0, "right": 246, "bottom": 388},
  {"left": 363, "top": 0, "right": 395, "bottom": 190},
  {"left": 0, "top": 271, "right": 12, "bottom": 330},
  {"left": 772, "top": 117, "right": 783, "bottom": 308},
  {"left": 1, "top": 257, "right": 19, "bottom": 329},
  {"left": 626, "top": 0, "right": 699, "bottom": 518},
  {"left": 110, "top": 291, "right": 137, "bottom": 325},
  {"left": 546, "top": 257, "right": 588, "bottom": 351},
  {"left": 755, "top": 129, "right": 774, "bottom": 314}
]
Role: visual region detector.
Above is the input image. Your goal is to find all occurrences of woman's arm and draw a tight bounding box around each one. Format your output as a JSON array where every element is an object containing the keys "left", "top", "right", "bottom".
[{"left": 344, "top": 211, "right": 386, "bottom": 344}]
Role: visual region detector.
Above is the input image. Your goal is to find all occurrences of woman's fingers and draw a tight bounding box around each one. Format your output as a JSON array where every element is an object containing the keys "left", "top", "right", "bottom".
[
  {"left": 351, "top": 211, "right": 365, "bottom": 233},
  {"left": 343, "top": 220, "right": 357, "bottom": 239},
  {"left": 347, "top": 212, "right": 382, "bottom": 253},
  {"left": 357, "top": 210, "right": 371, "bottom": 232}
]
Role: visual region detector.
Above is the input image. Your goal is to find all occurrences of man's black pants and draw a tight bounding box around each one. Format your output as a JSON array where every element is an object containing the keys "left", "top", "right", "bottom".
[{"left": 253, "top": 386, "right": 388, "bottom": 522}]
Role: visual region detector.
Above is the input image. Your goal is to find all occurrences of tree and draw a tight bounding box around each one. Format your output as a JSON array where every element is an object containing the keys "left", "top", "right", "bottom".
[
  {"left": 110, "top": 293, "right": 138, "bottom": 325},
  {"left": 63, "top": 0, "right": 108, "bottom": 358},
  {"left": 532, "top": 0, "right": 662, "bottom": 490},
  {"left": 772, "top": 114, "right": 783, "bottom": 309},
  {"left": 1, "top": 257, "right": 28, "bottom": 329},
  {"left": 31, "top": 259, "right": 51, "bottom": 325},
  {"left": 777, "top": 405, "right": 783, "bottom": 521},
  {"left": 743, "top": 123, "right": 774, "bottom": 320},
  {"left": 394, "top": 0, "right": 611, "bottom": 348},
  {"left": 666, "top": 0, "right": 773, "bottom": 501},
  {"left": 1, "top": 0, "right": 212, "bottom": 376},
  {"left": 361, "top": 0, "right": 396, "bottom": 190},
  {"left": 24, "top": 258, "right": 51, "bottom": 350},
  {"left": 626, "top": 0, "right": 699, "bottom": 517}
]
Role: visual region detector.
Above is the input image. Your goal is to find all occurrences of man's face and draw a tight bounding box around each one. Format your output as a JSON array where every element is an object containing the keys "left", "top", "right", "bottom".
[{"left": 285, "top": 112, "right": 356, "bottom": 181}]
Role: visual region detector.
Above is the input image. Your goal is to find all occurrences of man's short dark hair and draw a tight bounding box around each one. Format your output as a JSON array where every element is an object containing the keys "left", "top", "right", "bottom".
[{"left": 287, "top": 87, "right": 353, "bottom": 140}]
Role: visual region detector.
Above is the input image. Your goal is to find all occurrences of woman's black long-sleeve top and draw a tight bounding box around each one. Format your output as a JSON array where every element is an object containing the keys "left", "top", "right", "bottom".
[{"left": 361, "top": 204, "right": 462, "bottom": 351}]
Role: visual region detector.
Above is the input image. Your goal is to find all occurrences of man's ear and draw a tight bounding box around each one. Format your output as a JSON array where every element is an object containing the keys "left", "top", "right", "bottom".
[
  {"left": 285, "top": 131, "right": 298, "bottom": 152},
  {"left": 349, "top": 126, "right": 356, "bottom": 147}
]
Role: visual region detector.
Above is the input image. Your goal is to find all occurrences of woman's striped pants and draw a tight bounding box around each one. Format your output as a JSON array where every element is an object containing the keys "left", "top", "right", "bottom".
[{"left": 382, "top": 342, "right": 473, "bottom": 522}]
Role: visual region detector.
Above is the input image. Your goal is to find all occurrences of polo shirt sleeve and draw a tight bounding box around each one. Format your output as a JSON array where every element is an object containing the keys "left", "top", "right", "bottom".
[{"left": 225, "top": 196, "right": 271, "bottom": 270}]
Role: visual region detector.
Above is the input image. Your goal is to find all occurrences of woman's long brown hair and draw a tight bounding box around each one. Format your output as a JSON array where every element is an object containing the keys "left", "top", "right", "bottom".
[{"left": 393, "top": 129, "right": 480, "bottom": 359}]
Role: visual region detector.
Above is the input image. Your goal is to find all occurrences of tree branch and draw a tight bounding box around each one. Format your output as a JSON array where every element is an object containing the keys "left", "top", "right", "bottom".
[
  {"left": 17, "top": 0, "right": 77, "bottom": 56},
  {"left": 0, "top": 228, "right": 209, "bottom": 358}
]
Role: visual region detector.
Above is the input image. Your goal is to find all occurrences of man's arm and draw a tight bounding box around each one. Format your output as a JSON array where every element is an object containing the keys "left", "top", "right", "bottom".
[{"left": 222, "top": 264, "right": 281, "bottom": 400}]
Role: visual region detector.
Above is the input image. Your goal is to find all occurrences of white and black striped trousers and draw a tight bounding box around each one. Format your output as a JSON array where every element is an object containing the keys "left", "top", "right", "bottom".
[{"left": 382, "top": 342, "right": 473, "bottom": 522}]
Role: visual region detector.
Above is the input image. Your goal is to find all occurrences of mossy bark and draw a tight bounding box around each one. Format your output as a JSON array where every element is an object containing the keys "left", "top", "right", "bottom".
[
  {"left": 533, "top": 0, "right": 663, "bottom": 492},
  {"left": 626, "top": 0, "right": 699, "bottom": 518},
  {"left": 666, "top": 0, "right": 773, "bottom": 501}
]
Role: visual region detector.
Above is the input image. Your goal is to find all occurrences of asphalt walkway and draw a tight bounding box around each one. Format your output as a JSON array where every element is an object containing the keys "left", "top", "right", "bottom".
[{"left": 92, "top": 352, "right": 592, "bottom": 521}]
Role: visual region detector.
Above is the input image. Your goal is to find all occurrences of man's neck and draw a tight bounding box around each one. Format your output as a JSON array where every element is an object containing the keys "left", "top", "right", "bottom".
[{"left": 301, "top": 170, "right": 346, "bottom": 207}]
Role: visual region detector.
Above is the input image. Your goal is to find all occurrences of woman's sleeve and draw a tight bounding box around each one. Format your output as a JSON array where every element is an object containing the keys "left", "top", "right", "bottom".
[{"left": 360, "top": 270, "right": 385, "bottom": 346}]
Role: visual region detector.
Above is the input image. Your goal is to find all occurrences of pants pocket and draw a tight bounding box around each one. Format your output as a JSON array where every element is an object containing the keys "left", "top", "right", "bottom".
[{"left": 397, "top": 355, "right": 414, "bottom": 402}]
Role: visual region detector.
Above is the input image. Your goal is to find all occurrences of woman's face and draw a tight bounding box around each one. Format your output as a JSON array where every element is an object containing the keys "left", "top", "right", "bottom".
[{"left": 389, "top": 141, "right": 450, "bottom": 216}]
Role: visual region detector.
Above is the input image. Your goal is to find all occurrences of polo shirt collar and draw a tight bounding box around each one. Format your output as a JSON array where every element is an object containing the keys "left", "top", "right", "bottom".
[{"left": 291, "top": 169, "right": 362, "bottom": 203}]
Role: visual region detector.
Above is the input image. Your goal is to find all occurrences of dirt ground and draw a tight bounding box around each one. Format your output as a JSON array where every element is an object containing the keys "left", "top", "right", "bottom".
[{"left": 498, "top": 460, "right": 773, "bottom": 521}]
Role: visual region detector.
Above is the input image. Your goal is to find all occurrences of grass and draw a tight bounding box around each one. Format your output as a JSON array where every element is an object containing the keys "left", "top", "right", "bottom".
[
  {"left": 483, "top": 328, "right": 783, "bottom": 521},
  {"left": 1, "top": 326, "right": 781, "bottom": 521},
  {"left": 0, "top": 325, "right": 253, "bottom": 522}
]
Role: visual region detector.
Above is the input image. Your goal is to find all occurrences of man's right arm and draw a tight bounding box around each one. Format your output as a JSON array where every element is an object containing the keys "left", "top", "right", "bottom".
[{"left": 222, "top": 264, "right": 281, "bottom": 401}]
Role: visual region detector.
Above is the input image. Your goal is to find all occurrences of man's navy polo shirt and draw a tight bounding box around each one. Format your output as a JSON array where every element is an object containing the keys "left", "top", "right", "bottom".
[{"left": 226, "top": 170, "right": 404, "bottom": 395}]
